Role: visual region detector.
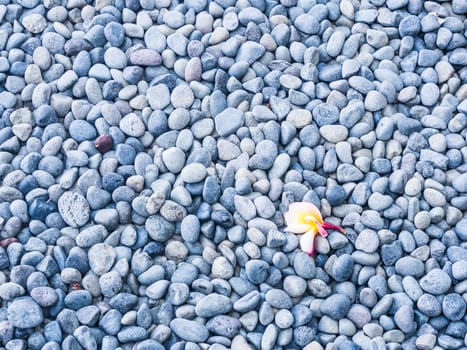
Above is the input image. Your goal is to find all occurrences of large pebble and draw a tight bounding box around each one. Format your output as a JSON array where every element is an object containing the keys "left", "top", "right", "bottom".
[
  {"left": 58, "top": 191, "right": 90, "bottom": 227},
  {"left": 320, "top": 294, "right": 351, "bottom": 320},
  {"left": 206, "top": 315, "right": 241, "bottom": 338},
  {"left": 120, "top": 113, "right": 146, "bottom": 137},
  {"left": 88, "top": 243, "right": 116, "bottom": 276},
  {"left": 170, "top": 319, "right": 209, "bottom": 342},
  {"left": 7, "top": 297, "right": 44, "bottom": 328},
  {"left": 195, "top": 294, "right": 232, "bottom": 317},
  {"left": 420, "top": 269, "right": 451, "bottom": 295},
  {"left": 215, "top": 108, "right": 245, "bottom": 136},
  {"left": 180, "top": 163, "right": 207, "bottom": 183}
]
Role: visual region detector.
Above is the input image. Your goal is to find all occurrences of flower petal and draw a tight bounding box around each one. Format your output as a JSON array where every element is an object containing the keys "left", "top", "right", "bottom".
[
  {"left": 285, "top": 223, "right": 313, "bottom": 234},
  {"left": 284, "top": 209, "right": 306, "bottom": 227},
  {"left": 316, "top": 223, "right": 329, "bottom": 237},
  {"left": 300, "top": 232, "right": 316, "bottom": 256},
  {"left": 289, "top": 202, "right": 323, "bottom": 221}
]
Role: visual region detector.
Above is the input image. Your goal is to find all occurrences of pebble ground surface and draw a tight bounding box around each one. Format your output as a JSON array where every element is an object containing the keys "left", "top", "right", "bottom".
[{"left": 0, "top": 0, "right": 466, "bottom": 349}]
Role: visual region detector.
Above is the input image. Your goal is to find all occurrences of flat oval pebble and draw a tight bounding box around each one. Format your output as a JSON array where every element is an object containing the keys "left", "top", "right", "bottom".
[
  {"left": 170, "top": 319, "right": 209, "bottom": 342},
  {"left": 130, "top": 49, "right": 162, "bottom": 66},
  {"left": 320, "top": 125, "right": 348, "bottom": 143},
  {"left": 265, "top": 289, "right": 293, "bottom": 309},
  {"left": 195, "top": 293, "right": 232, "bottom": 317},
  {"left": 180, "top": 163, "right": 207, "bottom": 183}
]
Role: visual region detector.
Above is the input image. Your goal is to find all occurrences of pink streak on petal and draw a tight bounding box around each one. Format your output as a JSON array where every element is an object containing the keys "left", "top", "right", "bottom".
[
  {"left": 300, "top": 232, "right": 316, "bottom": 256},
  {"left": 322, "top": 221, "right": 346, "bottom": 233},
  {"left": 317, "top": 223, "right": 328, "bottom": 237}
]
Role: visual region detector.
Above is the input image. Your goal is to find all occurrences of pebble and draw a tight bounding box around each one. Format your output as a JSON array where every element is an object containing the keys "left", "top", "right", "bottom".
[
  {"left": 245, "top": 260, "right": 270, "bottom": 284},
  {"left": 417, "top": 293, "right": 442, "bottom": 317},
  {"left": 215, "top": 108, "right": 245, "bottom": 136},
  {"left": 320, "top": 125, "right": 348, "bottom": 143},
  {"left": 355, "top": 230, "right": 380, "bottom": 253},
  {"left": 286, "top": 109, "right": 312, "bottom": 128},
  {"left": 452, "top": 173, "right": 467, "bottom": 193},
  {"left": 265, "top": 289, "right": 293, "bottom": 309},
  {"left": 171, "top": 85, "right": 194, "bottom": 109},
  {"left": 195, "top": 294, "right": 232, "bottom": 317},
  {"left": 320, "top": 294, "right": 351, "bottom": 320},
  {"left": 212, "top": 257, "right": 234, "bottom": 279},
  {"left": 120, "top": 114, "right": 146, "bottom": 137},
  {"left": 420, "top": 269, "right": 452, "bottom": 295},
  {"left": 294, "top": 14, "right": 319, "bottom": 34},
  {"left": 420, "top": 83, "right": 439, "bottom": 106},
  {"left": 30, "top": 287, "right": 58, "bottom": 307},
  {"left": 416, "top": 334, "right": 436, "bottom": 350},
  {"left": 23, "top": 14, "right": 47, "bottom": 34},
  {"left": 88, "top": 243, "right": 116, "bottom": 276},
  {"left": 162, "top": 147, "right": 186, "bottom": 174},
  {"left": 7, "top": 298, "right": 43, "bottom": 328},
  {"left": 331, "top": 254, "right": 354, "bottom": 282},
  {"left": 170, "top": 319, "right": 209, "bottom": 342},
  {"left": 57, "top": 191, "right": 90, "bottom": 228},
  {"left": 395, "top": 256, "right": 424, "bottom": 277},
  {"left": 69, "top": 120, "right": 96, "bottom": 141},
  {"left": 442, "top": 293, "right": 466, "bottom": 321},
  {"left": 130, "top": 49, "right": 162, "bottom": 66},
  {"left": 293, "top": 252, "right": 316, "bottom": 279},
  {"left": 0, "top": 283, "right": 25, "bottom": 300},
  {"left": 180, "top": 163, "right": 207, "bottom": 183},
  {"left": 394, "top": 305, "right": 416, "bottom": 333},
  {"left": 206, "top": 315, "right": 241, "bottom": 338},
  {"left": 180, "top": 215, "right": 200, "bottom": 243},
  {"left": 365, "top": 91, "right": 387, "bottom": 111}
]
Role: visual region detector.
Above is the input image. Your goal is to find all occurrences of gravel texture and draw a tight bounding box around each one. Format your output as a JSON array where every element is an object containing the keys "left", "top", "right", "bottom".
[{"left": 0, "top": 0, "right": 466, "bottom": 349}]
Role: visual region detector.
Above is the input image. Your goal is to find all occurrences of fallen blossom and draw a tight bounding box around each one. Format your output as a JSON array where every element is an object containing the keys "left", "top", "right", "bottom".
[{"left": 284, "top": 202, "right": 345, "bottom": 256}]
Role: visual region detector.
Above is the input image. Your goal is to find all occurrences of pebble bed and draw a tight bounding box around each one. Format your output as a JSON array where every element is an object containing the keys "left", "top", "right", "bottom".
[{"left": 0, "top": 0, "right": 466, "bottom": 349}]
